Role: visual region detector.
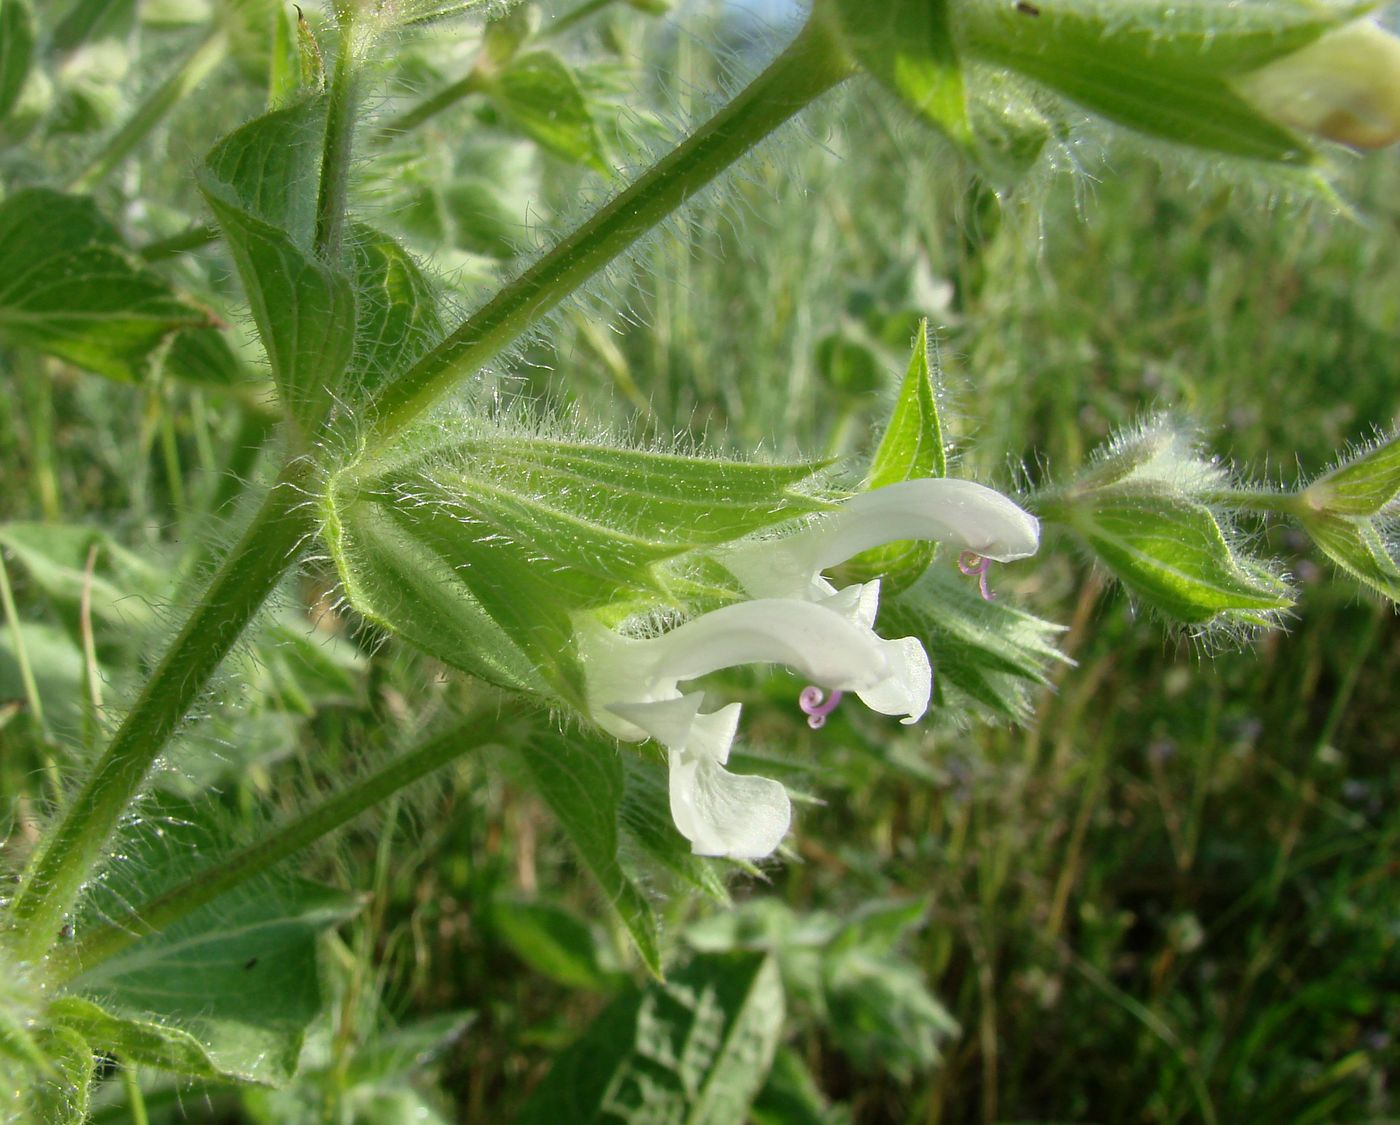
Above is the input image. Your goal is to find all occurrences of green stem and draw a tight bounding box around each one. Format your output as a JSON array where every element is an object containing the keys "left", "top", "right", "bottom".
[
  {"left": 68, "top": 30, "right": 228, "bottom": 193},
  {"left": 1200, "top": 488, "right": 1305, "bottom": 516},
  {"left": 121, "top": 1064, "right": 151, "bottom": 1125},
  {"left": 55, "top": 712, "right": 515, "bottom": 980},
  {"left": 137, "top": 223, "right": 219, "bottom": 262},
  {"left": 3, "top": 457, "right": 319, "bottom": 965},
  {"left": 372, "top": 68, "right": 486, "bottom": 144},
  {"left": 314, "top": 9, "right": 358, "bottom": 261},
  {"left": 363, "top": 13, "right": 855, "bottom": 445}
]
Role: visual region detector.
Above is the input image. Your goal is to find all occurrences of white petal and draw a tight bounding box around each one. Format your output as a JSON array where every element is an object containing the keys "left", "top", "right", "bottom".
[
  {"left": 649, "top": 598, "right": 890, "bottom": 691},
  {"left": 608, "top": 695, "right": 740, "bottom": 762},
  {"left": 726, "top": 480, "right": 1039, "bottom": 599},
  {"left": 817, "top": 578, "right": 881, "bottom": 628},
  {"left": 810, "top": 479, "right": 1039, "bottom": 568},
  {"left": 854, "top": 635, "right": 932, "bottom": 724},
  {"left": 668, "top": 749, "right": 791, "bottom": 859}
]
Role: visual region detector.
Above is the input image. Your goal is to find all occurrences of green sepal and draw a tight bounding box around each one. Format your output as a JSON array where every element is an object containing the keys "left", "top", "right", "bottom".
[
  {"left": 1300, "top": 511, "right": 1400, "bottom": 602},
  {"left": 1305, "top": 434, "right": 1400, "bottom": 517},
  {"left": 958, "top": 0, "right": 1375, "bottom": 164},
  {"left": 325, "top": 423, "right": 825, "bottom": 701},
  {"left": 0, "top": 190, "right": 224, "bottom": 384},
  {"left": 1044, "top": 483, "right": 1294, "bottom": 625},
  {"left": 840, "top": 320, "right": 947, "bottom": 592},
  {"left": 883, "top": 566, "right": 1069, "bottom": 723},
  {"left": 199, "top": 96, "right": 354, "bottom": 433}
]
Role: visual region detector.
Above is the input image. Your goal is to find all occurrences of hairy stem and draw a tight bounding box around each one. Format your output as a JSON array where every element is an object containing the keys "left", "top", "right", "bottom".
[
  {"left": 314, "top": 8, "right": 359, "bottom": 261},
  {"left": 55, "top": 711, "right": 520, "bottom": 980},
  {"left": 3, "top": 458, "right": 318, "bottom": 964},
  {"left": 364, "top": 12, "right": 855, "bottom": 445},
  {"left": 1199, "top": 488, "right": 1305, "bottom": 516}
]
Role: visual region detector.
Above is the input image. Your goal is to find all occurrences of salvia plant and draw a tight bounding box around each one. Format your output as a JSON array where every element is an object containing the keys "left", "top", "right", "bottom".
[{"left": 0, "top": 0, "right": 1397, "bottom": 1120}]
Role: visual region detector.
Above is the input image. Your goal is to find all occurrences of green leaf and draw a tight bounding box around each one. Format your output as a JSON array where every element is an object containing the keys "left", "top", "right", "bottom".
[
  {"left": 751, "top": 1045, "right": 851, "bottom": 1125},
  {"left": 346, "top": 223, "right": 442, "bottom": 402},
  {"left": 958, "top": 0, "right": 1371, "bottom": 163},
  {"left": 47, "top": 997, "right": 226, "bottom": 1081},
  {"left": 490, "top": 896, "right": 621, "bottom": 991},
  {"left": 831, "top": 0, "right": 969, "bottom": 144},
  {"left": 516, "top": 728, "right": 662, "bottom": 977},
  {"left": 1305, "top": 435, "right": 1400, "bottom": 517},
  {"left": 487, "top": 50, "right": 610, "bottom": 173},
  {"left": 342, "top": 1011, "right": 474, "bottom": 1088},
  {"left": 0, "top": 190, "right": 219, "bottom": 383},
  {"left": 1300, "top": 512, "right": 1400, "bottom": 602},
  {"left": 515, "top": 953, "right": 785, "bottom": 1124},
  {"left": 0, "top": 0, "right": 35, "bottom": 124},
  {"left": 200, "top": 98, "right": 354, "bottom": 431},
  {"left": 841, "top": 320, "right": 946, "bottom": 591},
  {"left": 0, "top": 522, "right": 160, "bottom": 628},
  {"left": 327, "top": 424, "right": 824, "bottom": 698},
  {"left": 71, "top": 848, "right": 358, "bottom": 1084},
  {"left": 882, "top": 566, "right": 1068, "bottom": 722},
  {"left": 0, "top": 619, "right": 86, "bottom": 731},
  {"left": 1047, "top": 484, "right": 1294, "bottom": 625}
]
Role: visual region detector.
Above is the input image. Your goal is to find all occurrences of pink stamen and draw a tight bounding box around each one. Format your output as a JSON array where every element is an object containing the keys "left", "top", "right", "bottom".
[
  {"left": 958, "top": 551, "right": 995, "bottom": 600},
  {"left": 799, "top": 685, "right": 844, "bottom": 729}
]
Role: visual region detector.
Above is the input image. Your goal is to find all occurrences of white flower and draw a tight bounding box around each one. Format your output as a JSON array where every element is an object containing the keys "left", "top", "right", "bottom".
[
  {"left": 579, "top": 597, "right": 925, "bottom": 859},
  {"left": 579, "top": 478, "right": 1039, "bottom": 861},
  {"left": 721, "top": 477, "right": 1041, "bottom": 603}
]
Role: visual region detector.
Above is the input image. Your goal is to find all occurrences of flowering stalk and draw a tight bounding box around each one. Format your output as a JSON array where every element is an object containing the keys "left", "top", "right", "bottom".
[{"left": 1, "top": 9, "right": 855, "bottom": 965}]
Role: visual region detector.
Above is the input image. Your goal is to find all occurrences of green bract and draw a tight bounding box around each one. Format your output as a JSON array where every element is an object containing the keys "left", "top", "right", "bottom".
[
  {"left": 1037, "top": 423, "right": 1294, "bottom": 627},
  {"left": 839, "top": 320, "right": 948, "bottom": 593},
  {"left": 324, "top": 421, "right": 827, "bottom": 700}
]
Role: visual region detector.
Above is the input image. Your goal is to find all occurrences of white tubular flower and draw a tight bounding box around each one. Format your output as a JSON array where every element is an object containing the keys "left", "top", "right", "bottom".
[
  {"left": 579, "top": 598, "right": 926, "bottom": 859},
  {"left": 579, "top": 479, "right": 1037, "bottom": 861},
  {"left": 722, "top": 478, "right": 1041, "bottom": 602}
]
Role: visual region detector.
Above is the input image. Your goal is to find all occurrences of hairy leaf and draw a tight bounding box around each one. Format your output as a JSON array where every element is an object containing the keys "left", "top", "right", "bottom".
[
  {"left": 517, "top": 728, "right": 662, "bottom": 977},
  {"left": 0, "top": 190, "right": 222, "bottom": 384},
  {"left": 1301, "top": 511, "right": 1400, "bottom": 602},
  {"left": 199, "top": 97, "right": 354, "bottom": 431},
  {"left": 515, "top": 953, "right": 784, "bottom": 1123}
]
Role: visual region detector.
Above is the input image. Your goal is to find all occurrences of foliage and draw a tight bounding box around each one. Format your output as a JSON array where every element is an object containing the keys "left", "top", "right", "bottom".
[{"left": 0, "top": 0, "right": 1397, "bottom": 1122}]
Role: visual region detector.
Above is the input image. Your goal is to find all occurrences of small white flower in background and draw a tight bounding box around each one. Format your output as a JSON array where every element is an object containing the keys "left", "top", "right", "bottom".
[{"left": 580, "top": 478, "right": 1040, "bottom": 860}]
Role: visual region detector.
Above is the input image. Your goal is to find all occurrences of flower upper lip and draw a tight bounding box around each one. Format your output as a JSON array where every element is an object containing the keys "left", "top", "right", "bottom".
[{"left": 722, "top": 478, "right": 1040, "bottom": 600}]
